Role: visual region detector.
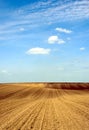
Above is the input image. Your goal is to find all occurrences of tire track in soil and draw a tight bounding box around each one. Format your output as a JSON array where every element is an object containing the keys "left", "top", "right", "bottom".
[
  {"left": 38, "top": 89, "right": 59, "bottom": 130},
  {"left": 20, "top": 88, "right": 51, "bottom": 130},
  {"left": 20, "top": 102, "right": 45, "bottom": 130}
]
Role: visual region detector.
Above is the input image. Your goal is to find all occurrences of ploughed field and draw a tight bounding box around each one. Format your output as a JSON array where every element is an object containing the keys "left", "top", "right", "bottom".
[{"left": 0, "top": 83, "right": 89, "bottom": 130}]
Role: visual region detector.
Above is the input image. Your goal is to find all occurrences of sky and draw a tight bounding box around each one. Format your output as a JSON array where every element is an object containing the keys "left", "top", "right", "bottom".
[{"left": 0, "top": 0, "right": 89, "bottom": 83}]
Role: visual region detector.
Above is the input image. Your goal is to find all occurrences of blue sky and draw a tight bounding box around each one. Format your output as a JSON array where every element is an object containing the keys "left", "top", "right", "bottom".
[{"left": 0, "top": 0, "right": 89, "bottom": 82}]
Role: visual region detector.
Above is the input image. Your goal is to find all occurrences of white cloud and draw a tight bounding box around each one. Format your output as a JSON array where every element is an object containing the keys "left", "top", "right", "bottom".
[
  {"left": 17, "top": 0, "right": 89, "bottom": 25},
  {"left": 56, "top": 27, "right": 72, "bottom": 34},
  {"left": 48, "top": 36, "right": 65, "bottom": 44},
  {"left": 1, "top": 70, "right": 8, "bottom": 73},
  {"left": 0, "top": 0, "right": 89, "bottom": 40},
  {"left": 1, "top": 70, "right": 11, "bottom": 75},
  {"left": 26, "top": 47, "right": 51, "bottom": 55},
  {"left": 19, "top": 27, "right": 25, "bottom": 31},
  {"left": 80, "top": 47, "right": 85, "bottom": 51}
]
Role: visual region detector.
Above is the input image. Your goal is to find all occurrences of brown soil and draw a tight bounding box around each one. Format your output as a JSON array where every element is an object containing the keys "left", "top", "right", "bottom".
[{"left": 0, "top": 83, "right": 89, "bottom": 130}]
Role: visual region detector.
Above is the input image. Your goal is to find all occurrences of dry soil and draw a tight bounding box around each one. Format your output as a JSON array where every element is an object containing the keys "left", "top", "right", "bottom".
[{"left": 0, "top": 83, "right": 89, "bottom": 130}]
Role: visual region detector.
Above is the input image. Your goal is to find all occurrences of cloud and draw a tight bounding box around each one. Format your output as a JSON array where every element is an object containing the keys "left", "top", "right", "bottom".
[
  {"left": 80, "top": 47, "right": 85, "bottom": 51},
  {"left": 1, "top": 70, "right": 8, "bottom": 73},
  {"left": 0, "top": 0, "right": 89, "bottom": 40},
  {"left": 19, "top": 27, "right": 25, "bottom": 31},
  {"left": 56, "top": 27, "right": 72, "bottom": 34},
  {"left": 26, "top": 47, "right": 51, "bottom": 55},
  {"left": 48, "top": 36, "right": 65, "bottom": 44},
  {"left": 1, "top": 70, "right": 11, "bottom": 75}
]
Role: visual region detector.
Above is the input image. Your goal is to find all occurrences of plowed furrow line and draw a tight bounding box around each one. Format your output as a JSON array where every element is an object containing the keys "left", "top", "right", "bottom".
[
  {"left": 24, "top": 101, "right": 46, "bottom": 130},
  {"left": 64, "top": 100, "right": 89, "bottom": 120},
  {"left": 61, "top": 91, "right": 89, "bottom": 120},
  {"left": 38, "top": 103, "right": 47, "bottom": 130},
  {"left": 19, "top": 101, "right": 45, "bottom": 130},
  {"left": 0, "top": 101, "right": 30, "bottom": 117},
  {"left": 56, "top": 94, "right": 89, "bottom": 130},
  {"left": 39, "top": 99, "right": 57, "bottom": 130},
  {"left": 20, "top": 101, "right": 45, "bottom": 130},
  {"left": 38, "top": 101, "right": 49, "bottom": 130},
  {"left": 2, "top": 102, "right": 40, "bottom": 130},
  {"left": 0, "top": 101, "right": 41, "bottom": 129},
  {"left": 0, "top": 88, "right": 27, "bottom": 100},
  {"left": 53, "top": 99, "right": 68, "bottom": 130},
  {"left": 30, "top": 88, "right": 45, "bottom": 100},
  {"left": 0, "top": 84, "right": 89, "bottom": 130},
  {"left": 55, "top": 91, "right": 84, "bottom": 130}
]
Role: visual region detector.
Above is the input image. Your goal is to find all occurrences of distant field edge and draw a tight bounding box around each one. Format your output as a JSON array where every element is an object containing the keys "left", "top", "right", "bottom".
[{"left": 0, "top": 82, "right": 89, "bottom": 90}]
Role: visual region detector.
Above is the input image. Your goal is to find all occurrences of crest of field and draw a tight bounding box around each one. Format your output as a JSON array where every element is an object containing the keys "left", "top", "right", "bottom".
[
  {"left": 0, "top": 83, "right": 89, "bottom": 100},
  {"left": 44, "top": 83, "right": 89, "bottom": 90}
]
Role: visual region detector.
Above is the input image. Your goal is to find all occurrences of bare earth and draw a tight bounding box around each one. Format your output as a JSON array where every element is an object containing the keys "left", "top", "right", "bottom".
[{"left": 0, "top": 83, "right": 89, "bottom": 130}]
